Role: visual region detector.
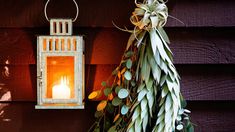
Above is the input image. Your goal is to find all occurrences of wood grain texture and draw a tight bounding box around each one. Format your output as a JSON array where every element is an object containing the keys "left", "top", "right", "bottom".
[
  {"left": 0, "top": 0, "right": 234, "bottom": 27},
  {"left": 0, "top": 28, "right": 235, "bottom": 65},
  {"left": 1, "top": 64, "right": 235, "bottom": 101},
  {"left": 88, "top": 65, "right": 235, "bottom": 101},
  {"left": 0, "top": 101, "right": 234, "bottom": 132},
  {"left": 188, "top": 101, "right": 235, "bottom": 132}
]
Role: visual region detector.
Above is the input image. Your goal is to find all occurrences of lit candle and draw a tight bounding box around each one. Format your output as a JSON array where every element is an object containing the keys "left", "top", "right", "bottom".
[{"left": 52, "top": 76, "right": 71, "bottom": 99}]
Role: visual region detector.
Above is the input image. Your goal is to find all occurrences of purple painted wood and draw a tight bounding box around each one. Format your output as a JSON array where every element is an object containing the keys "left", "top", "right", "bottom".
[
  {"left": 0, "top": 28, "right": 234, "bottom": 65},
  {"left": 0, "top": 64, "right": 234, "bottom": 101},
  {"left": 0, "top": 0, "right": 234, "bottom": 27},
  {"left": 0, "top": 102, "right": 234, "bottom": 132}
]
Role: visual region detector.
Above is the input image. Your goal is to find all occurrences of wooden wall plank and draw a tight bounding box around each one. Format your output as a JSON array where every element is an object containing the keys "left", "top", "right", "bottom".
[
  {"left": 0, "top": 102, "right": 234, "bottom": 132},
  {"left": 1, "top": 64, "right": 234, "bottom": 101},
  {"left": 188, "top": 101, "right": 235, "bottom": 132},
  {"left": 0, "top": 0, "right": 234, "bottom": 27},
  {"left": 0, "top": 28, "right": 235, "bottom": 65},
  {"left": 0, "top": 102, "right": 96, "bottom": 132},
  {"left": 88, "top": 65, "right": 235, "bottom": 101}
]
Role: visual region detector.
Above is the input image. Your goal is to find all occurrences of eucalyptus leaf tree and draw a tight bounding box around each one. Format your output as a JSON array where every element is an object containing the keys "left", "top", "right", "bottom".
[{"left": 88, "top": 0, "right": 194, "bottom": 132}]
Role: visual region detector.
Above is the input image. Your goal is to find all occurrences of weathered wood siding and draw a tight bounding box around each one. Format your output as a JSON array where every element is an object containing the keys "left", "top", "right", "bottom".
[{"left": 0, "top": 0, "right": 234, "bottom": 131}]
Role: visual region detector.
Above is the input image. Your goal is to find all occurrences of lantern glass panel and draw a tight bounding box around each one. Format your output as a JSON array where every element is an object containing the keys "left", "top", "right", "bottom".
[{"left": 46, "top": 56, "right": 75, "bottom": 99}]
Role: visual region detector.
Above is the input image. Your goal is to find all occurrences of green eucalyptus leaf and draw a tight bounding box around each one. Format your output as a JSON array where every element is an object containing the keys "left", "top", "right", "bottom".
[
  {"left": 94, "top": 111, "right": 103, "bottom": 118},
  {"left": 171, "top": 92, "right": 179, "bottom": 106},
  {"left": 140, "top": 97, "right": 148, "bottom": 111},
  {"left": 176, "top": 124, "right": 184, "bottom": 131},
  {"left": 158, "top": 27, "right": 170, "bottom": 44},
  {"left": 176, "top": 124, "right": 183, "bottom": 131},
  {"left": 147, "top": 92, "right": 154, "bottom": 116},
  {"left": 112, "top": 97, "right": 122, "bottom": 106},
  {"left": 94, "top": 127, "right": 100, "bottom": 132},
  {"left": 178, "top": 109, "right": 184, "bottom": 115},
  {"left": 165, "top": 108, "right": 172, "bottom": 124},
  {"left": 139, "top": 43, "right": 146, "bottom": 69},
  {"left": 159, "top": 59, "right": 168, "bottom": 74},
  {"left": 180, "top": 93, "right": 187, "bottom": 108},
  {"left": 137, "top": 84, "right": 145, "bottom": 93},
  {"left": 126, "top": 32, "right": 138, "bottom": 51},
  {"left": 138, "top": 88, "right": 148, "bottom": 101},
  {"left": 157, "top": 29, "right": 172, "bottom": 56},
  {"left": 124, "top": 70, "right": 132, "bottom": 81},
  {"left": 135, "top": 117, "right": 142, "bottom": 132},
  {"left": 176, "top": 116, "right": 182, "bottom": 121},
  {"left": 141, "top": 108, "right": 147, "bottom": 119},
  {"left": 115, "top": 86, "right": 122, "bottom": 94},
  {"left": 184, "top": 109, "right": 191, "bottom": 113},
  {"left": 149, "top": 29, "right": 157, "bottom": 55},
  {"left": 142, "top": 115, "right": 148, "bottom": 132},
  {"left": 127, "top": 123, "right": 134, "bottom": 132},
  {"left": 131, "top": 81, "right": 136, "bottom": 86},
  {"left": 159, "top": 97, "right": 165, "bottom": 106},
  {"left": 126, "top": 59, "right": 132, "bottom": 69},
  {"left": 146, "top": 78, "right": 153, "bottom": 91},
  {"left": 141, "top": 54, "right": 150, "bottom": 83},
  {"left": 108, "top": 126, "right": 117, "bottom": 132},
  {"left": 157, "top": 103, "right": 165, "bottom": 116},
  {"left": 168, "top": 70, "right": 175, "bottom": 82},
  {"left": 165, "top": 94, "right": 172, "bottom": 112},
  {"left": 161, "top": 84, "right": 168, "bottom": 98},
  {"left": 160, "top": 74, "right": 167, "bottom": 86},
  {"left": 121, "top": 105, "right": 129, "bottom": 115},
  {"left": 118, "top": 89, "right": 129, "bottom": 99},
  {"left": 132, "top": 106, "right": 141, "bottom": 121},
  {"left": 136, "top": 31, "right": 147, "bottom": 47},
  {"left": 146, "top": 44, "right": 161, "bottom": 83},
  {"left": 104, "top": 88, "right": 112, "bottom": 96},
  {"left": 156, "top": 113, "right": 164, "bottom": 124},
  {"left": 166, "top": 79, "right": 174, "bottom": 92},
  {"left": 153, "top": 65, "right": 161, "bottom": 83},
  {"left": 187, "top": 124, "right": 194, "bottom": 132},
  {"left": 125, "top": 51, "right": 134, "bottom": 58},
  {"left": 106, "top": 103, "right": 114, "bottom": 114},
  {"left": 150, "top": 29, "right": 169, "bottom": 62},
  {"left": 154, "top": 51, "right": 161, "bottom": 66},
  {"left": 101, "top": 81, "right": 106, "bottom": 87}
]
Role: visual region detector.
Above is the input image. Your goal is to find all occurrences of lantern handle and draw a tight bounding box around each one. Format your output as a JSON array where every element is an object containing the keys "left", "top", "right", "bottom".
[{"left": 44, "top": 0, "right": 79, "bottom": 22}]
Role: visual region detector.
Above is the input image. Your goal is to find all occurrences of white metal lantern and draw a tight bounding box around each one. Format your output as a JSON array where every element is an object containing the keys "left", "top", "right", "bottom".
[{"left": 35, "top": 19, "right": 84, "bottom": 109}]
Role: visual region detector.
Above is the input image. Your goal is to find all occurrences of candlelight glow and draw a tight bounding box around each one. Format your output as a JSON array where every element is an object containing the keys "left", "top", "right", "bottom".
[{"left": 52, "top": 76, "right": 71, "bottom": 99}]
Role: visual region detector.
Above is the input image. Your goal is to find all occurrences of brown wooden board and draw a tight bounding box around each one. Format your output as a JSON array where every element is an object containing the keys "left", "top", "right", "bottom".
[
  {"left": 0, "top": 101, "right": 234, "bottom": 132},
  {"left": 1, "top": 64, "right": 235, "bottom": 101},
  {"left": 0, "top": 28, "right": 235, "bottom": 65},
  {"left": 0, "top": 0, "right": 234, "bottom": 27}
]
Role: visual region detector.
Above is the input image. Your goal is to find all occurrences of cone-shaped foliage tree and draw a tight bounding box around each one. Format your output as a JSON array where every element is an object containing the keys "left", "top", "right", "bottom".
[{"left": 88, "top": 0, "right": 194, "bottom": 132}]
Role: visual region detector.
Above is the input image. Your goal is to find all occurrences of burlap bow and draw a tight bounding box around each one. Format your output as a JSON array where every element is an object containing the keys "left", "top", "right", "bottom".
[{"left": 130, "top": 1, "right": 168, "bottom": 30}]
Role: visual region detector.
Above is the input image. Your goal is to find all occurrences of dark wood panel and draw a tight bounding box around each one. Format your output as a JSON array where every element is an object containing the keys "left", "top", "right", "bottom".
[
  {"left": 0, "top": 28, "right": 235, "bottom": 65},
  {"left": 0, "top": 102, "right": 97, "bottom": 132},
  {"left": 88, "top": 64, "right": 235, "bottom": 101},
  {"left": 0, "top": 101, "right": 234, "bottom": 132},
  {"left": 0, "top": 0, "right": 234, "bottom": 27},
  {"left": 1, "top": 64, "right": 235, "bottom": 101},
  {"left": 188, "top": 101, "right": 235, "bottom": 132}
]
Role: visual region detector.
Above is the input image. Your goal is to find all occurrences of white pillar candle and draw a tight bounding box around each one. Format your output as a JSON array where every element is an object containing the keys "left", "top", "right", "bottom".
[{"left": 52, "top": 76, "right": 71, "bottom": 99}]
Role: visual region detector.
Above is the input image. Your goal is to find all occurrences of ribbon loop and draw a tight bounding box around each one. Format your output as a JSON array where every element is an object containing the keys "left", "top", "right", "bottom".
[{"left": 130, "top": 0, "right": 168, "bottom": 30}]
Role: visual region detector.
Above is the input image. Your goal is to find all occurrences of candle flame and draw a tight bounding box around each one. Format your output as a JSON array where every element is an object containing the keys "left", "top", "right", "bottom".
[
  {"left": 52, "top": 76, "right": 71, "bottom": 99},
  {"left": 60, "top": 76, "right": 69, "bottom": 85}
]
